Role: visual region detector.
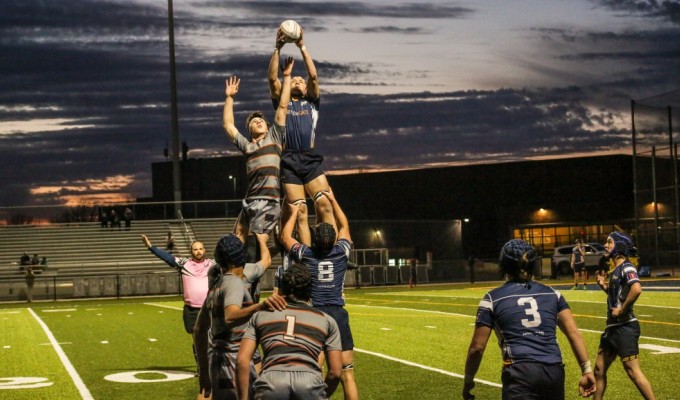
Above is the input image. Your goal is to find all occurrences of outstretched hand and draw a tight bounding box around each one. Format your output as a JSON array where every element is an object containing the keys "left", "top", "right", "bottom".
[
  {"left": 281, "top": 56, "right": 294, "bottom": 76},
  {"left": 225, "top": 76, "right": 240, "bottom": 97},
  {"left": 141, "top": 234, "right": 152, "bottom": 248},
  {"left": 275, "top": 28, "right": 287, "bottom": 49},
  {"left": 295, "top": 27, "right": 305, "bottom": 48}
]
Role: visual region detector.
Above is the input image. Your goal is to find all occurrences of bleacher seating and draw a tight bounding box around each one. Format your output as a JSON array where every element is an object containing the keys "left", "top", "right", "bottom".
[{"left": 0, "top": 220, "right": 191, "bottom": 277}]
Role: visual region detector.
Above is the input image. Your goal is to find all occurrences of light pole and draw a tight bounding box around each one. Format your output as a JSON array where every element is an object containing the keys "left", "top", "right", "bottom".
[{"left": 228, "top": 175, "right": 237, "bottom": 197}]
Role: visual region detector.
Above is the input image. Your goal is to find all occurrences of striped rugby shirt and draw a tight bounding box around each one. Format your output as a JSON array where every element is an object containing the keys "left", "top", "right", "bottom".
[
  {"left": 242, "top": 301, "right": 341, "bottom": 372},
  {"left": 205, "top": 271, "right": 256, "bottom": 352},
  {"left": 231, "top": 122, "right": 284, "bottom": 201}
]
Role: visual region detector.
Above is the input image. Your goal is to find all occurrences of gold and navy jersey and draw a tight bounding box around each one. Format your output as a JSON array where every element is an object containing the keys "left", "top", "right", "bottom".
[
  {"left": 476, "top": 281, "right": 569, "bottom": 365},
  {"left": 606, "top": 260, "right": 639, "bottom": 327},
  {"left": 272, "top": 95, "right": 319, "bottom": 151},
  {"left": 290, "top": 238, "right": 352, "bottom": 307}
]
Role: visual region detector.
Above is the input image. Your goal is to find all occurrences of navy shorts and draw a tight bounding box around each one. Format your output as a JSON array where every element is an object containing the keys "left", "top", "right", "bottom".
[
  {"left": 281, "top": 150, "right": 325, "bottom": 185},
  {"left": 573, "top": 263, "right": 586, "bottom": 273},
  {"left": 599, "top": 321, "right": 640, "bottom": 358},
  {"left": 315, "top": 305, "right": 354, "bottom": 351},
  {"left": 501, "top": 362, "right": 565, "bottom": 400},
  {"left": 183, "top": 305, "right": 201, "bottom": 334}
]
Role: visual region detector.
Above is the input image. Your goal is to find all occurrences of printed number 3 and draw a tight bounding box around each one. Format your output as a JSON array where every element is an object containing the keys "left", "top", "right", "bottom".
[{"left": 518, "top": 297, "right": 542, "bottom": 328}]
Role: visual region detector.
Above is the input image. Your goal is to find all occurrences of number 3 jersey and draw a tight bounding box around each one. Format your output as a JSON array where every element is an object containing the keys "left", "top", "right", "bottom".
[
  {"left": 475, "top": 281, "right": 570, "bottom": 365},
  {"left": 289, "top": 238, "right": 352, "bottom": 307}
]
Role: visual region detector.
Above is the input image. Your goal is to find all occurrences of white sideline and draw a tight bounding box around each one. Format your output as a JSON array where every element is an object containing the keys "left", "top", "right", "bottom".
[
  {"left": 27, "top": 307, "right": 94, "bottom": 399},
  {"left": 354, "top": 348, "right": 502, "bottom": 388},
  {"left": 144, "top": 302, "right": 183, "bottom": 311}
]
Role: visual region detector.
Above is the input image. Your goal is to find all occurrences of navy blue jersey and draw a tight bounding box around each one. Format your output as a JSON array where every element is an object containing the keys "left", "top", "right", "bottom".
[
  {"left": 476, "top": 281, "right": 569, "bottom": 365},
  {"left": 572, "top": 246, "right": 585, "bottom": 264},
  {"left": 606, "top": 260, "right": 639, "bottom": 327},
  {"left": 273, "top": 95, "right": 319, "bottom": 151},
  {"left": 289, "top": 238, "right": 352, "bottom": 307}
]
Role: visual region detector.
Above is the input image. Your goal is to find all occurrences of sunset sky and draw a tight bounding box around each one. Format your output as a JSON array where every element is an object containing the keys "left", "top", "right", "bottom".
[{"left": 1, "top": 0, "right": 679, "bottom": 208}]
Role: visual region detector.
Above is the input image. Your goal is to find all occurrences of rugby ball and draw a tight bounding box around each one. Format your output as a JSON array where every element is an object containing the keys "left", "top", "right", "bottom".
[{"left": 280, "top": 20, "right": 301, "bottom": 42}]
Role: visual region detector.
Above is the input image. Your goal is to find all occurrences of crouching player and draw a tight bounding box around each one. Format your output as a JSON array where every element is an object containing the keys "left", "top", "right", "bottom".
[{"left": 236, "top": 264, "right": 342, "bottom": 399}]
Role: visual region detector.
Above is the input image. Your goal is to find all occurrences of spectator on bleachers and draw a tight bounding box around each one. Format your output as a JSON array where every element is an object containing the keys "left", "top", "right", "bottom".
[
  {"left": 40, "top": 256, "right": 48, "bottom": 269},
  {"left": 110, "top": 209, "right": 121, "bottom": 230},
  {"left": 100, "top": 210, "right": 109, "bottom": 228},
  {"left": 31, "top": 253, "right": 39, "bottom": 266},
  {"left": 165, "top": 231, "right": 175, "bottom": 252},
  {"left": 124, "top": 207, "right": 133, "bottom": 230},
  {"left": 20, "top": 252, "right": 30, "bottom": 266}
]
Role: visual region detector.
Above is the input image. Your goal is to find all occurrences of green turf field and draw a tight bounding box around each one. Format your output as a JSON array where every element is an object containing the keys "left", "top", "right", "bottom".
[{"left": 2, "top": 280, "right": 680, "bottom": 399}]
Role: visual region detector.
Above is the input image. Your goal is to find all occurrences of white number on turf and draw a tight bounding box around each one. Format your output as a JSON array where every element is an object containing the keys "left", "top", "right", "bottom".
[
  {"left": 104, "top": 370, "right": 194, "bottom": 383},
  {"left": 0, "top": 377, "right": 53, "bottom": 389},
  {"left": 518, "top": 297, "right": 542, "bottom": 328}
]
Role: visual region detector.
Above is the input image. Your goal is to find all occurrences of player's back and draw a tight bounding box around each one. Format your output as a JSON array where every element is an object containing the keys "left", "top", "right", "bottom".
[{"left": 480, "top": 281, "right": 568, "bottom": 364}]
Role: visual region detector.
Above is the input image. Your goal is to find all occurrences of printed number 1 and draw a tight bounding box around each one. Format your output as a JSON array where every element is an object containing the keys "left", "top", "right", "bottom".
[
  {"left": 517, "top": 297, "right": 542, "bottom": 328},
  {"left": 284, "top": 315, "right": 296, "bottom": 340}
]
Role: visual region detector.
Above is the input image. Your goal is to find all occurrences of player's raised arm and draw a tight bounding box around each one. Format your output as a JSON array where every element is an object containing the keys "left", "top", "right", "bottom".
[
  {"left": 281, "top": 202, "right": 302, "bottom": 252},
  {"left": 323, "top": 189, "right": 351, "bottom": 242},
  {"left": 254, "top": 232, "right": 271, "bottom": 270},
  {"left": 268, "top": 29, "right": 287, "bottom": 100},
  {"left": 274, "top": 57, "right": 294, "bottom": 128},
  {"left": 296, "top": 28, "right": 319, "bottom": 99},
  {"left": 222, "top": 76, "right": 241, "bottom": 141}
]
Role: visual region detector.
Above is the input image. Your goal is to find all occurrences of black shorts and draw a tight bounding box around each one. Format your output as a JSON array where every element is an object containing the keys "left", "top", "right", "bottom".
[
  {"left": 501, "top": 362, "right": 565, "bottom": 400},
  {"left": 183, "top": 305, "right": 201, "bottom": 334},
  {"left": 599, "top": 321, "right": 640, "bottom": 358},
  {"left": 315, "top": 305, "right": 354, "bottom": 351},
  {"left": 573, "top": 263, "right": 586, "bottom": 273},
  {"left": 281, "top": 150, "right": 325, "bottom": 185}
]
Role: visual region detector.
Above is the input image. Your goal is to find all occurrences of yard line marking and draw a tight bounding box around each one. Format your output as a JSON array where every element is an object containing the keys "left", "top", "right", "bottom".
[
  {"left": 42, "top": 309, "right": 77, "bottom": 312},
  {"left": 579, "top": 328, "right": 680, "bottom": 344},
  {"left": 355, "top": 348, "right": 502, "bottom": 388},
  {"left": 144, "top": 302, "right": 183, "bottom": 311},
  {"left": 350, "top": 304, "right": 474, "bottom": 318},
  {"left": 27, "top": 307, "right": 94, "bottom": 400},
  {"left": 567, "top": 300, "right": 680, "bottom": 310}
]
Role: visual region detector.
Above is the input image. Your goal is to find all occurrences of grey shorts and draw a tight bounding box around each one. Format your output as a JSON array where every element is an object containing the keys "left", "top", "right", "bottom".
[
  {"left": 253, "top": 370, "right": 327, "bottom": 400},
  {"left": 240, "top": 198, "right": 280, "bottom": 234},
  {"left": 208, "top": 349, "right": 256, "bottom": 399}
]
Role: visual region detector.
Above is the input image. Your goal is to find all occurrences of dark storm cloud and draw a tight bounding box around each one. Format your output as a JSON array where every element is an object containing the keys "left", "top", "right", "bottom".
[
  {"left": 595, "top": 0, "right": 680, "bottom": 24},
  {"left": 201, "top": 1, "right": 474, "bottom": 19}
]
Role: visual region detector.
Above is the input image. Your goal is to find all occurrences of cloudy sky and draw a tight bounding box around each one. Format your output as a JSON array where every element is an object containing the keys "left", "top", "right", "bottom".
[{"left": 1, "top": 0, "right": 679, "bottom": 208}]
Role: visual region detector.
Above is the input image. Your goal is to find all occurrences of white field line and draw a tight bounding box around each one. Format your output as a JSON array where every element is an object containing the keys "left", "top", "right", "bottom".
[
  {"left": 144, "top": 302, "right": 183, "bottom": 311},
  {"left": 27, "top": 308, "right": 94, "bottom": 400},
  {"left": 579, "top": 328, "right": 680, "bottom": 344},
  {"left": 354, "top": 348, "right": 501, "bottom": 388},
  {"left": 350, "top": 304, "right": 680, "bottom": 344}
]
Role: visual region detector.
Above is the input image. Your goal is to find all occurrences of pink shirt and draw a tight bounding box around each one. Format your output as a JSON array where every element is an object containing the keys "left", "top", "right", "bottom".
[{"left": 176, "top": 257, "right": 216, "bottom": 308}]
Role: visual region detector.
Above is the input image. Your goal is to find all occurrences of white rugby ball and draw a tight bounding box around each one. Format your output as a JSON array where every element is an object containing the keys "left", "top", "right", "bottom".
[{"left": 280, "top": 20, "right": 301, "bottom": 42}]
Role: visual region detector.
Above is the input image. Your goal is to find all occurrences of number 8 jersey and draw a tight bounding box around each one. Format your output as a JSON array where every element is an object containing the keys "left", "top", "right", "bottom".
[
  {"left": 289, "top": 238, "right": 352, "bottom": 307},
  {"left": 475, "top": 281, "right": 570, "bottom": 365}
]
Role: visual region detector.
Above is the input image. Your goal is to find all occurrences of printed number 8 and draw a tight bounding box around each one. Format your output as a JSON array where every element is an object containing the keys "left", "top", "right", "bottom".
[{"left": 318, "top": 261, "right": 334, "bottom": 282}]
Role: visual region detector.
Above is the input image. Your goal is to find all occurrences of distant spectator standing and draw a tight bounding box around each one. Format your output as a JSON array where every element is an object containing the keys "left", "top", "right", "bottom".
[
  {"left": 409, "top": 258, "right": 417, "bottom": 288},
  {"left": 468, "top": 255, "right": 476, "bottom": 284},
  {"left": 25, "top": 267, "right": 35, "bottom": 303},
  {"left": 100, "top": 210, "right": 109, "bottom": 229},
  {"left": 110, "top": 209, "right": 121, "bottom": 230},
  {"left": 571, "top": 239, "right": 587, "bottom": 290},
  {"left": 123, "top": 207, "right": 133, "bottom": 230}
]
